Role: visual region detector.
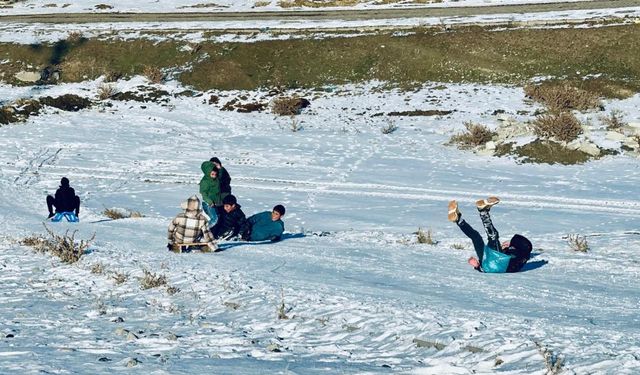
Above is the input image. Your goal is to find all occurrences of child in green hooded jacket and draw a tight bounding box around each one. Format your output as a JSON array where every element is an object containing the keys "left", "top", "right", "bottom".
[{"left": 199, "top": 161, "right": 227, "bottom": 223}]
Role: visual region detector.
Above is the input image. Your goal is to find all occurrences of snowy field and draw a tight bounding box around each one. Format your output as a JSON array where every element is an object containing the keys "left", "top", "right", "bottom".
[
  {"left": 0, "top": 0, "right": 599, "bottom": 15},
  {"left": 1, "top": 76, "right": 640, "bottom": 374}
]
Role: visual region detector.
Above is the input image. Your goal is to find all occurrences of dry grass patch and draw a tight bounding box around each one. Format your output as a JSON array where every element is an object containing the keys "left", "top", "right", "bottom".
[
  {"left": 112, "top": 271, "right": 128, "bottom": 285},
  {"left": 278, "top": 0, "right": 359, "bottom": 7},
  {"left": 143, "top": 65, "right": 164, "bottom": 84},
  {"left": 139, "top": 269, "right": 168, "bottom": 290},
  {"left": 532, "top": 111, "right": 583, "bottom": 143},
  {"left": 97, "top": 83, "right": 117, "bottom": 100},
  {"left": 524, "top": 83, "right": 601, "bottom": 112},
  {"left": 416, "top": 227, "right": 436, "bottom": 245},
  {"left": 450, "top": 243, "right": 466, "bottom": 250},
  {"left": 103, "top": 208, "right": 144, "bottom": 220},
  {"left": 449, "top": 121, "right": 496, "bottom": 148},
  {"left": 271, "top": 96, "right": 309, "bottom": 116},
  {"left": 20, "top": 225, "right": 95, "bottom": 264},
  {"left": 91, "top": 262, "right": 105, "bottom": 274},
  {"left": 254, "top": 0, "right": 271, "bottom": 6},
  {"left": 567, "top": 234, "right": 589, "bottom": 252},
  {"left": 600, "top": 109, "right": 627, "bottom": 131}
]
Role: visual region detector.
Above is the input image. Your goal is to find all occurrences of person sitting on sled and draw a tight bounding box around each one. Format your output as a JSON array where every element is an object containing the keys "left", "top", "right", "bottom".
[
  {"left": 46, "top": 177, "right": 81, "bottom": 222},
  {"left": 239, "top": 205, "right": 286, "bottom": 242},
  {"left": 448, "top": 197, "right": 532, "bottom": 273},
  {"left": 167, "top": 195, "right": 217, "bottom": 252}
]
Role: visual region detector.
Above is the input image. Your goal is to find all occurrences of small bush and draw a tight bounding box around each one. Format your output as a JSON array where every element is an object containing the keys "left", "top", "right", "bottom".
[
  {"left": 450, "top": 243, "right": 466, "bottom": 250},
  {"left": 97, "top": 83, "right": 117, "bottom": 100},
  {"left": 600, "top": 109, "right": 627, "bottom": 131},
  {"left": 143, "top": 65, "right": 164, "bottom": 84},
  {"left": 449, "top": 121, "right": 496, "bottom": 148},
  {"left": 67, "top": 31, "right": 84, "bottom": 43},
  {"left": 113, "top": 272, "right": 128, "bottom": 285},
  {"left": 417, "top": 227, "right": 435, "bottom": 245},
  {"left": 91, "top": 262, "right": 105, "bottom": 274},
  {"left": 290, "top": 116, "right": 301, "bottom": 132},
  {"left": 139, "top": 269, "right": 167, "bottom": 290},
  {"left": 103, "top": 208, "right": 144, "bottom": 220},
  {"left": 271, "top": 96, "right": 309, "bottom": 116},
  {"left": 524, "top": 83, "right": 601, "bottom": 112},
  {"left": 277, "top": 289, "right": 289, "bottom": 320},
  {"left": 20, "top": 225, "right": 94, "bottom": 264},
  {"left": 381, "top": 122, "right": 399, "bottom": 134},
  {"left": 535, "top": 341, "right": 564, "bottom": 375},
  {"left": 533, "top": 111, "right": 583, "bottom": 142},
  {"left": 567, "top": 234, "right": 589, "bottom": 252},
  {"left": 166, "top": 286, "right": 180, "bottom": 295}
]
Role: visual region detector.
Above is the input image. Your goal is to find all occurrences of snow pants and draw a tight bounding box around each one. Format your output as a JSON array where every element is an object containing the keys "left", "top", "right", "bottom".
[
  {"left": 47, "top": 194, "right": 80, "bottom": 216},
  {"left": 456, "top": 210, "right": 501, "bottom": 263}
]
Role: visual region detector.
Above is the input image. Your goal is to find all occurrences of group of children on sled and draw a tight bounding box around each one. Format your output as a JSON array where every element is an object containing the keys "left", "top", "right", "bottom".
[{"left": 46, "top": 160, "right": 532, "bottom": 271}]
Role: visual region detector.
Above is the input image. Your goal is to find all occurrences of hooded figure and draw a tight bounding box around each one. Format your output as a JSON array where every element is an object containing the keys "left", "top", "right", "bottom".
[
  {"left": 46, "top": 177, "right": 81, "bottom": 219},
  {"left": 199, "top": 161, "right": 227, "bottom": 221},
  {"left": 167, "top": 195, "right": 217, "bottom": 252}
]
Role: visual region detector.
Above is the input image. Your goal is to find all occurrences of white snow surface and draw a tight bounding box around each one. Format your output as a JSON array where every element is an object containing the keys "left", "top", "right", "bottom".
[
  {"left": 1, "top": 77, "right": 640, "bottom": 374},
  {"left": 0, "top": 0, "right": 599, "bottom": 15}
]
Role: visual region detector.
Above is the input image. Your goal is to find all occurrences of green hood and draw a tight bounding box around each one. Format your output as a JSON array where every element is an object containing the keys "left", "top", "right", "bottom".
[{"left": 201, "top": 161, "right": 215, "bottom": 176}]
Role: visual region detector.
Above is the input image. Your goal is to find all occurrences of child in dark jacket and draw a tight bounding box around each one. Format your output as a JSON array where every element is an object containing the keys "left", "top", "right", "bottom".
[
  {"left": 46, "top": 177, "right": 80, "bottom": 221},
  {"left": 210, "top": 195, "right": 246, "bottom": 240},
  {"left": 448, "top": 197, "right": 532, "bottom": 273},
  {"left": 240, "top": 205, "right": 285, "bottom": 242}
]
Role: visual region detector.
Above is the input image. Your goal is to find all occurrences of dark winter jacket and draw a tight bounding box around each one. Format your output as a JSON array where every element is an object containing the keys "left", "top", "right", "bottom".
[
  {"left": 199, "top": 161, "right": 224, "bottom": 207},
  {"left": 54, "top": 185, "right": 78, "bottom": 212},
  {"left": 240, "top": 211, "right": 284, "bottom": 242},
  {"left": 218, "top": 167, "right": 232, "bottom": 194},
  {"left": 210, "top": 204, "right": 246, "bottom": 239}
]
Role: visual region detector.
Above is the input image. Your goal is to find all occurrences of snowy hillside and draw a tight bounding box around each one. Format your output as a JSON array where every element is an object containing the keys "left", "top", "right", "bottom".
[
  {"left": 1, "top": 77, "right": 639, "bottom": 373},
  {"left": 0, "top": 0, "right": 599, "bottom": 15}
]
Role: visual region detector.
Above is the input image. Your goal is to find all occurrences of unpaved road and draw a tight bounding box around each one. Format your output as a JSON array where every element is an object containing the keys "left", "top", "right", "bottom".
[{"left": 0, "top": 0, "right": 639, "bottom": 23}]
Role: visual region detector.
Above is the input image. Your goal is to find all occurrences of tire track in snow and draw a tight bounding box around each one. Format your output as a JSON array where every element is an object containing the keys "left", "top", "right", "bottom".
[{"left": 4, "top": 166, "right": 640, "bottom": 217}]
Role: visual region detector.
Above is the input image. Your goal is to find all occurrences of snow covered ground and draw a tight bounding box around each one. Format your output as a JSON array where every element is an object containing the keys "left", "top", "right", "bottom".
[
  {"left": 0, "top": 0, "right": 601, "bottom": 15},
  {"left": 1, "top": 76, "right": 640, "bottom": 373}
]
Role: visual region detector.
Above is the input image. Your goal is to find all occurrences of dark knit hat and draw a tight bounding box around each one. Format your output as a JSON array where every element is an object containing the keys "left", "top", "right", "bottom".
[
  {"left": 273, "top": 204, "right": 285, "bottom": 216},
  {"left": 210, "top": 157, "right": 221, "bottom": 164},
  {"left": 60, "top": 177, "right": 70, "bottom": 187},
  {"left": 509, "top": 234, "right": 532, "bottom": 253},
  {"left": 223, "top": 194, "right": 237, "bottom": 206}
]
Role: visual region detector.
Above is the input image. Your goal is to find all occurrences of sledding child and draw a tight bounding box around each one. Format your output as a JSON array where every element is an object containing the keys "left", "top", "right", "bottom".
[
  {"left": 167, "top": 195, "right": 217, "bottom": 252},
  {"left": 199, "top": 161, "right": 227, "bottom": 223},
  {"left": 210, "top": 194, "right": 246, "bottom": 240},
  {"left": 448, "top": 197, "right": 532, "bottom": 273},
  {"left": 210, "top": 157, "right": 232, "bottom": 195},
  {"left": 46, "top": 177, "right": 81, "bottom": 222},
  {"left": 240, "top": 205, "right": 286, "bottom": 242}
]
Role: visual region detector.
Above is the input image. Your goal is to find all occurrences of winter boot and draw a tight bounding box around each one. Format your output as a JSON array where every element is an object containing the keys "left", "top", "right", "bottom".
[
  {"left": 448, "top": 200, "right": 461, "bottom": 222},
  {"left": 476, "top": 196, "right": 500, "bottom": 211}
]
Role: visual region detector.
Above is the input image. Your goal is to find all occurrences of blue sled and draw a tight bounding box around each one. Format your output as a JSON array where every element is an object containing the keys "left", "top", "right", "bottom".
[{"left": 51, "top": 212, "right": 79, "bottom": 222}]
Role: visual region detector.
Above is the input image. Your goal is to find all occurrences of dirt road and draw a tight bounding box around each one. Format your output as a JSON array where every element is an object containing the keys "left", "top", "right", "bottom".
[{"left": 0, "top": 0, "right": 639, "bottom": 24}]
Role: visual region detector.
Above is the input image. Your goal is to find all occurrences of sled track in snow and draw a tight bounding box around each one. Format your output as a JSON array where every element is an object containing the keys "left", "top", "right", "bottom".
[{"left": 11, "top": 166, "right": 640, "bottom": 217}]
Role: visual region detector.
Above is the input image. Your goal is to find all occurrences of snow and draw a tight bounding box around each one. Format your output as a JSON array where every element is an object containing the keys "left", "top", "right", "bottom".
[
  {"left": 0, "top": 0, "right": 601, "bottom": 15},
  {"left": 1, "top": 77, "right": 640, "bottom": 373}
]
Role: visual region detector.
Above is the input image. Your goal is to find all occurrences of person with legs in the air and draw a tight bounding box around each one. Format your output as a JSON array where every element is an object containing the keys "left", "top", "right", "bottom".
[{"left": 448, "top": 197, "right": 532, "bottom": 273}]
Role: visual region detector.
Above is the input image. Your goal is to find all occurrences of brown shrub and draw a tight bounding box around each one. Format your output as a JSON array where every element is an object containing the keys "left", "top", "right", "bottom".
[
  {"left": 103, "top": 208, "right": 144, "bottom": 219},
  {"left": 599, "top": 109, "right": 627, "bottom": 131},
  {"left": 271, "top": 96, "right": 310, "bottom": 116},
  {"left": 524, "top": 83, "right": 601, "bottom": 112},
  {"left": 139, "top": 269, "right": 167, "bottom": 290},
  {"left": 97, "top": 83, "right": 117, "bottom": 100},
  {"left": 449, "top": 121, "right": 496, "bottom": 148},
  {"left": 532, "top": 111, "right": 583, "bottom": 142},
  {"left": 20, "top": 225, "right": 95, "bottom": 264},
  {"left": 143, "top": 65, "right": 164, "bottom": 84}
]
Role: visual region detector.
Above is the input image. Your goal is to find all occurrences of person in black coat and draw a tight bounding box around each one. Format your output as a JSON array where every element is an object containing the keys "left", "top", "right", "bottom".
[
  {"left": 46, "top": 177, "right": 80, "bottom": 218},
  {"left": 210, "top": 194, "right": 246, "bottom": 240},
  {"left": 210, "top": 157, "right": 232, "bottom": 195}
]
